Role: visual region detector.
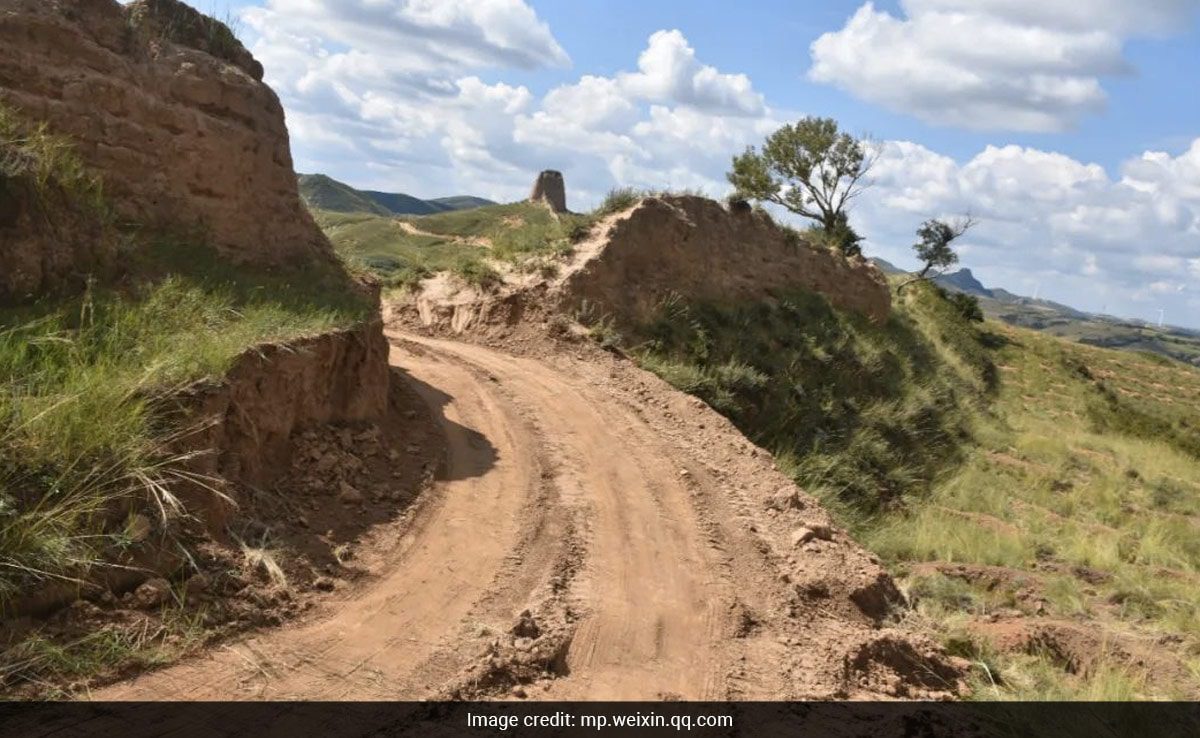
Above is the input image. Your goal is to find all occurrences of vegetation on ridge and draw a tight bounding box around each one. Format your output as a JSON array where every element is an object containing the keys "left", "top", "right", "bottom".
[
  {"left": 630, "top": 282, "right": 990, "bottom": 516},
  {"left": 728, "top": 117, "right": 871, "bottom": 256},
  {"left": 609, "top": 272, "right": 1200, "bottom": 700},
  {"left": 314, "top": 200, "right": 596, "bottom": 292}
]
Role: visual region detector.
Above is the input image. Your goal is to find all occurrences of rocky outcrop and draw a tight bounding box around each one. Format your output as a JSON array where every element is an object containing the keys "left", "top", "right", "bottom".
[
  {"left": 0, "top": 1, "right": 397, "bottom": 619},
  {"left": 529, "top": 170, "right": 567, "bottom": 213},
  {"left": 559, "top": 195, "right": 891, "bottom": 326},
  {"left": 0, "top": 0, "right": 329, "bottom": 273}
]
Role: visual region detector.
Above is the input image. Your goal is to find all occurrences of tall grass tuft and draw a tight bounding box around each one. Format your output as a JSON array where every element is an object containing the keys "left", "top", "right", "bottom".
[{"left": 0, "top": 238, "right": 369, "bottom": 612}]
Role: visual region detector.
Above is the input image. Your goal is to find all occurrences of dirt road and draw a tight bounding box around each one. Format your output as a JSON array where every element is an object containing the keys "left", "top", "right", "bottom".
[{"left": 96, "top": 332, "right": 960, "bottom": 701}]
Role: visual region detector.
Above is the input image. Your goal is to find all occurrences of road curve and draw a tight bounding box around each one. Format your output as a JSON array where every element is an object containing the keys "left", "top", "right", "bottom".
[{"left": 94, "top": 331, "right": 930, "bottom": 701}]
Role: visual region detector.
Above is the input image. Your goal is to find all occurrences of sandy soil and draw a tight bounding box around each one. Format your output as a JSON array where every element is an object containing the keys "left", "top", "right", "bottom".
[{"left": 94, "top": 331, "right": 962, "bottom": 701}]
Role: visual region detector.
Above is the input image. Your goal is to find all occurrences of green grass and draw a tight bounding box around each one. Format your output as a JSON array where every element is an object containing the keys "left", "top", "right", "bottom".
[
  {"left": 594, "top": 187, "right": 641, "bottom": 216},
  {"left": 0, "top": 236, "right": 369, "bottom": 611},
  {"left": 0, "top": 104, "right": 109, "bottom": 223},
  {"left": 0, "top": 602, "right": 208, "bottom": 695},
  {"left": 613, "top": 271, "right": 1200, "bottom": 698},
  {"left": 627, "top": 282, "right": 990, "bottom": 518},
  {"left": 450, "top": 255, "right": 501, "bottom": 289},
  {"left": 312, "top": 210, "right": 475, "bottom": 290},
  {"left": 315, "top": 190, "right": 731, "bottom": 294},
  {"left": 132, "top": 1, "right": 247, "bottom": 68},
  {"left": 402, "top": 201, "right": 593, "bottom": 259},
  {"left": 316, "top": 201, "right": 596, "bottom": 292}
]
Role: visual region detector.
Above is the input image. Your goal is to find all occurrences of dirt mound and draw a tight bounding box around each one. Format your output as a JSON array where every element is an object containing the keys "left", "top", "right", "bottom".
[
  {"left": 169, "top": 320, "right": 392, "bottom": 528},
  {"left": 0, "top": 0, "right": 330, "bottom": 282},
  {"left": 4, "top": 322, "right": 393, "bottom": 624},
  {"left": 402, "top": 195, "right": 891, "bottom": 335},
  {"left": 971, "top": 617, "right": 1196, "bottom": 693},
  {"left": 557, "top": 195, "right": 890, "bottom": 326},
  {"left": 1, "top": 373, "right": 444, "bottom": 697}
]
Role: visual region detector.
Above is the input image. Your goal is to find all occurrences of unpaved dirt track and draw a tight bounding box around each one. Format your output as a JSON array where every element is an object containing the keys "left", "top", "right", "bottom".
[{"left": 96, "top": 332, "right": 955, "bottom": 701}]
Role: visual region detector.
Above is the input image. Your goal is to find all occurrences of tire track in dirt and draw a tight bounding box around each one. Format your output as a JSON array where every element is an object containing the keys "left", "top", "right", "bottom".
[
  {"left": 92, "top": 330, "right": 960, "bottom": 701},
  {"left": 94, "top": 343, "right": 539, "bottom": 700},
  {"left": 398, "top": 335, "right": 734, "bottom": 700}
]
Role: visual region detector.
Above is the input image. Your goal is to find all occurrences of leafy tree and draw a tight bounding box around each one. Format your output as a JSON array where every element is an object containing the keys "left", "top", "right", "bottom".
[
  {"left": 898, "top": 215, "right": 976, "bottom": 293},
  {"left": 826, "top": 211, "right": 864, "bottom": 257},
  {"left": 727, "top": 117, "right": 872, "bottom": 255}
]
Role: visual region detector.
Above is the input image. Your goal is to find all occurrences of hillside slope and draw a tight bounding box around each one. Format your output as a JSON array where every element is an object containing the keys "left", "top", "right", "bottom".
[
  {"left": 298, "top": 173, "right": 494, "bottom": 216},
  {"left": 869, "top": 259, "right": 1200, "bottom": 366},
  {"left": 610, "top": 274, "right": 1200, "bottom": 699},
  {"left": 0, "top": 0, "right": 405, "bottom": 697}
]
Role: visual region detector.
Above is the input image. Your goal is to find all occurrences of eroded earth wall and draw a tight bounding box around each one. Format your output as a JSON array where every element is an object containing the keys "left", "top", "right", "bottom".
[
  {"left": 0, "top": 0, "right": 328, "bottom": 275},
  {"left": 561, "top": 195, "right": 892, "bottom": 326}
]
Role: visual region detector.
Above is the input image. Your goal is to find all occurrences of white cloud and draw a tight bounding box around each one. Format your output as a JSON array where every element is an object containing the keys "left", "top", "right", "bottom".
[
  {"left": 616, "top": 30, "right": 765, "bottom": 117},
  {"left": 245, "top": 0, "right": 568, "bottom": 84},
  {"left": 247, "top": 7, "right": 781, "bottom": 205},
  {"left": 858, "top": 138, "right": 1200, "bottom": 324},
  {"left": 809, "top": 0, "right": 1200, "bottom": 131}
]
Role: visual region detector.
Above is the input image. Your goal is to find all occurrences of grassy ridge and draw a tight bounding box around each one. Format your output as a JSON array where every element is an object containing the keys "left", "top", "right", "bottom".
[
  {"left": 621, "top": 278, "right": 1200, "bottom": 699},
  {"left": 628, "top": 283, "right": 991, "bottom": 518}
]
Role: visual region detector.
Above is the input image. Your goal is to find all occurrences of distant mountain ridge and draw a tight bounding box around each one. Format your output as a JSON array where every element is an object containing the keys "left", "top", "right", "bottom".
[
  {"left": 298, "top": 173, "right": 494, "bottom": 216},
  {"left": 868, "top": 257, "right": 1200, "bottom": 366},
  {"left": 870, "top": 258, "right": 1086, "bottom": 316}
]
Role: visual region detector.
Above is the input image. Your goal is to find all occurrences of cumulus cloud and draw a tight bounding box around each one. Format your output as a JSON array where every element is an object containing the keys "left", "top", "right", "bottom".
[
  {"left": 809, "top": 0, "right": 1200, "bottom": 131},
  {"left": 244, "top": 5, "right": 781, "bottom": 205},
  {"left": 245, "top": 0, "right": 568, "bottom": 84},
  {"left": 616, "top": 30, "right": 765, "bottom": 116},
  {"left": 857, "top": 137, "right": 1200, "bottom": 324}
]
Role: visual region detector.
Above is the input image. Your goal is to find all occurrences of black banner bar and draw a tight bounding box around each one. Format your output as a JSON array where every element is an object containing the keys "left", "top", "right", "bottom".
[{"left": 1, "top": 701, "right": 1196, "bottom": 738}]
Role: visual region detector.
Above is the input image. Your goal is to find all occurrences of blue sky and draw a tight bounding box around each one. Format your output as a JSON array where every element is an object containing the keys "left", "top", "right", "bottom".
[{"left": 194, "top": 0, "right": 1200, "bottom": 328}]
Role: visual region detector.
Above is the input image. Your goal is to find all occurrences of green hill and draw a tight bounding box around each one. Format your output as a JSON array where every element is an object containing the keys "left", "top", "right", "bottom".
[
  {"left": 297, "top": 173, "right": 495, "bottom": 216},
  {"left": 313, "top": 200, "right": 591, "bottom": 290},
  {"left": 296, "top": 173, "right": 391, "bottom": 215}
]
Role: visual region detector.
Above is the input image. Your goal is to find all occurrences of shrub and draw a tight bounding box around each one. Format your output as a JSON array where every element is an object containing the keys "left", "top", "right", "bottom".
[
  {"left": 945, "top": 291, "right": 984, "bottom": 322},
  {"left": 594, "top": 187, "right": 641, "bottom": 216},
  {"left": 451, "top": 256, "right": 501, "bottom": 289}
]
